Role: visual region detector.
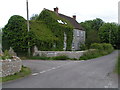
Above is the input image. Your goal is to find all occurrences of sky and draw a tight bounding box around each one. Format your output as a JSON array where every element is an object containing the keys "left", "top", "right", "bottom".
[{"left": 0, "top": 0, "right": 119, "bottom": 28}]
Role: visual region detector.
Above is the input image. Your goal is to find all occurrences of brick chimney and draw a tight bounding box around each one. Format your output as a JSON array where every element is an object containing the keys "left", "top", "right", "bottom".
[
  {"left": 73, "top": 15, "right": 76, "bottom": 20},
  {"left": 54, "top": 7, "right": 59, "bottom": 14}
]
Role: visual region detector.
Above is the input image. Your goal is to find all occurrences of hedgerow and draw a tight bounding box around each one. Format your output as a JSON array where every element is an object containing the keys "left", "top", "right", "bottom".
[{"left": 79, "top": 43, "right": 114, "bottom": 60}]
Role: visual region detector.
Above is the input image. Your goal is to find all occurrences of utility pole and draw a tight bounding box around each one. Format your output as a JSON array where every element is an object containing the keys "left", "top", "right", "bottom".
[{"left": 26, "top": 0, "right": 30, "bottom": 56}]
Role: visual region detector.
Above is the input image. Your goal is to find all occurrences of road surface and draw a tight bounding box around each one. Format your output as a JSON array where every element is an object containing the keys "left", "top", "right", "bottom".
[{"left": 2, "top": 51, "right": 118, "bottom": 88}]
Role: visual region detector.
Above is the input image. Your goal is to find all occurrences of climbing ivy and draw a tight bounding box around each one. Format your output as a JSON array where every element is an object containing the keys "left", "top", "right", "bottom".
[
  {"left": 2, "top": 9, "right": 74, "bottom": 55},
  {"left": 36, "top": 9, "right": 73, "bottom": 50}
]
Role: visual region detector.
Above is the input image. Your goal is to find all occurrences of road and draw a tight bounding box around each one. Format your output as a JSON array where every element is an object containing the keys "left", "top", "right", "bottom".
[{"left": 2, "top": 51, "right": 118, "bottom": 88}]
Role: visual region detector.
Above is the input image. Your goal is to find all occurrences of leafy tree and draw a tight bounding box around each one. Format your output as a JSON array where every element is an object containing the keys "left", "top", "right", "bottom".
[
  {"left": 80, "top": 18, "right": 103, "bottom": 48},
  {"left": 92, "top": 18, "right": 104, "bottom": 31},
  {"left": 117, "top": 25, "right": 120, "bottom": 49},
  {"left": 80, "top": 18, "right": 104, "bottom": 31},
  {"left": 86, "top": 30, "right": 100, "bottom": 48},
  {"left": 30, "top": 14, "right": 38, "bottom": 20},
  {"left": 99, "top": 23, "right": 118, "bottom": 48},
  {"left": 2, "top": 15, "right": 35, "bottom": 53}
]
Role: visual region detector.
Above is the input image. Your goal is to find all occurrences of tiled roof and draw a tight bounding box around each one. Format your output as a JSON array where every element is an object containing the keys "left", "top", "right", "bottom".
[
  {"left": 58, "top": 13, "right": 84, "bottom": 31},
  {"left": 44, "top": 8, "right": 85, "bottom": 31}
]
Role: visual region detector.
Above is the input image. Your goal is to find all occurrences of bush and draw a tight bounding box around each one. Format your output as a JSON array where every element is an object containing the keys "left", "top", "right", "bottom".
[
  {"left": 1, "top": 50, "right": 12, "bottom": 60},
  {"left": 90, "top": 43, "right": 114, "bottom": 52},
  {"left": 80, "top": 49, "right": 101, "bottom": 60},
  {"left": 90, "top": 43, "right": 104, "bottom": 50},
  {"left": 51, "top": 55, "right": 69, "bottom": 60},
  {"left": 28, "top": 56, "right": 50, "bottom": 60},
  {"left": 80, "top": 43, "right": 114, "bottom": 60},
  {"left": 102, "top": 43, "right": 114, "bottom": 53},
  {"left": 80, "top": 44, "right": 87, "bottom": 51}
]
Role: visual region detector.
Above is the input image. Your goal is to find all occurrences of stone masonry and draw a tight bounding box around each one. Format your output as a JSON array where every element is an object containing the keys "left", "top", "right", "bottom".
[
  {"left": 0, "top": 59, "right": 22, "bottom": 77},
  {"left": 33, "top": 48, "right": 87, "bottom": 59}
]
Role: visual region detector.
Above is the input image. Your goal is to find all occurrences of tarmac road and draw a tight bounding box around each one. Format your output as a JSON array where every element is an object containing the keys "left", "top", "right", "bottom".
[{"left": 2, "top": 51, "right": 118, "bottom": 88}]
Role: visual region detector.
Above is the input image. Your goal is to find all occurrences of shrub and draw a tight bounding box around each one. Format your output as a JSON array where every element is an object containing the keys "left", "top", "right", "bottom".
[
  {"left": 1, "top": 50, "right": 12, "bottom": 60},
  {"left": 80, "top": 49, "right": 101, "bottom": 60},
  {"left": 102, "top": 43, "right": 114, "bottom": 53},
  {"left": 90, "top": 43, "right": 104, "bottom": 50},
  {"left": 90, "top": 43, "right": 114, "bottom": 52},
  {"left": 51, "top": 55, "right": 69, "bottom": 60},
  {"left": 28, "top": 56, "right": 50, "bottom": 60},
  {"left": 80, "top": 44, "right": 87, "bottom": 51},
  {"left": 80, "top": 43, "right": 114, "bottom": 60},
  {"left": 2, "top": 15, "right": 29, "bottom": 53}
]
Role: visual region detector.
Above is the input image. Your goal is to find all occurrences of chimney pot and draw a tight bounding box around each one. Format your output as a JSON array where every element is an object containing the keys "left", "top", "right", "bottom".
[
  {"left": 73, "top": 15, "right": 76, "bottom": 20},
  {"left": 54, "top": 7, "right": 59, "bottom": 14}
]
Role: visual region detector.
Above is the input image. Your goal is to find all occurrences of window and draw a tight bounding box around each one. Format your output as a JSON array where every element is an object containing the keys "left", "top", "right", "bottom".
[{"left": 77, "top": 30, "right": 80, "bottom": 36}]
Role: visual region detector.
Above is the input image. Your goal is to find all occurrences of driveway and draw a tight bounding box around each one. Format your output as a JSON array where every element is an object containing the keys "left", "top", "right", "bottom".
[{"left": 2, "top": 51, "right": 118, "bottom": 88}]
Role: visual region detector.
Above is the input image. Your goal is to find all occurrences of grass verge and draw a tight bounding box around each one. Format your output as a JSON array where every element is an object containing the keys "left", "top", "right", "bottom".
[
  {"left": 27, "top": 55, "right": 70, "bottom": 60},
  {"left": 79, "top": 43, "right": 114, "bottom": 60},
  {"left": 115, "top": 55, "right": 120, "bottom": 74},
  {"left": 79, "top": 49, "right": 113, "bottom": 60},
  {"left": 0, "top": 66, "right": 31, "bottom": 82}
]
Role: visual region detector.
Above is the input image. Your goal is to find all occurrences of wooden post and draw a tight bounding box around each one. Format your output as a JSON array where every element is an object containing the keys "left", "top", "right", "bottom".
[{"left": 26, "top": 0, "right": 30, "bottom": 56}]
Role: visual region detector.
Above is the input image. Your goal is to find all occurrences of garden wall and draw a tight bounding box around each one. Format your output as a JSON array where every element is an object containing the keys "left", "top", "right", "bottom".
[
  {"left": 0, "top": 59, "right": 22, "bottom": 77},
  {"left": 33, "top": 51, "right": 87, "bottom": 59}
]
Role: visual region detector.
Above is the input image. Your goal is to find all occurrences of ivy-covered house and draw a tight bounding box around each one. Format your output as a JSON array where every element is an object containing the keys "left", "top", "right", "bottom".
[
  {"left": 53, "top": 7, "right": 85, "bottom": 50},
  {"left": 2, "top": 7, "right": 85, "bottom": 53}
]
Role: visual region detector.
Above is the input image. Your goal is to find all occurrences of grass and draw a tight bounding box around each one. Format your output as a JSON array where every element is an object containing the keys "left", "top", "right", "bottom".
[
  {"left": 51, "top": 55, "right": 69, "bottom": 60},
  {"left": 79, "top": 49, "right": 113, "bottom": 60},
  {"left": 115, "top": 55, "right": 120, "bottom": 74},
  {"left": 28, "top": 56, "right": 51, "bottom": 60},
  {"left": 0, "top": 66, "right": 31, "bottom": 82},
  {"left": 79, "top": 43, "right": 114, "bottom": 60},
  {"left": 27, "top": 55, "right": 71, "bottom": 60}
]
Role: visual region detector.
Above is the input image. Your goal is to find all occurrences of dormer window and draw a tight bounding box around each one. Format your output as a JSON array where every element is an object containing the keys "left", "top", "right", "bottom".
[{"left": 57, "top": 20, "right": 67, "bottom": 25}]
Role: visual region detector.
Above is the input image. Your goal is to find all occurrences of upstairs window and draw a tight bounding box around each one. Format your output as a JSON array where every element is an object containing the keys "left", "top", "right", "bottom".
[{"left": 77, "top": 30, "right": 80, "bottom": 36}]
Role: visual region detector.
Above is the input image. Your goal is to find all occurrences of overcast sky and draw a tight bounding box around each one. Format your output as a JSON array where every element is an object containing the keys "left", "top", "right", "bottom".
[{"left": 0, "top": 0, "right": 119, "bottom": 28}]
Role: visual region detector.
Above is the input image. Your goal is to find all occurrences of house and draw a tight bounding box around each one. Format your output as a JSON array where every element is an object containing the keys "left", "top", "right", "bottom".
[{"left": 53, "top": 7, "right": 85, "bottom": 50}]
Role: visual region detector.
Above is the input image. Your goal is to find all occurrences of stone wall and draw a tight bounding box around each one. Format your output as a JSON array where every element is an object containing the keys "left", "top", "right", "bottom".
[
  {"left": 33, "top": 50, "right": 87, "bottom": 59},
  {"left": 72, "top": 29, "right": 85, "bottom": 50},
  {"left": 0, "top": 59, "right": 22, "bottom": 77}
]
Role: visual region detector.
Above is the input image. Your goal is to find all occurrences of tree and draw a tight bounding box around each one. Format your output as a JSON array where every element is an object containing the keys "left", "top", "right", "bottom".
[
  {"left": 86, "top": 30, "right": 100, "bottom": 48},
  {"left": 92, "top": 18, "right": 104, "bottom": 31},
  {"left": 116, "top": 25, "right": 120, "bottom": 49},
  {"left": 2, "top": 15, "right": 35, "bottom": 53},
  {"left": 30, "top": 14, "right": 38, "bottom": 20},
  {"left": 80, "top": 18, "right": 103, "bottom": 48},
  {"left": 99, "top": 23, "right": 118, "bottom": 48}
]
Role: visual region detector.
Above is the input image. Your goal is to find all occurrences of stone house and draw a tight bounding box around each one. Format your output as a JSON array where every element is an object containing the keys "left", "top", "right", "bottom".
[{"left": 53, "top": 7, "right": 85, "bottom": 50}]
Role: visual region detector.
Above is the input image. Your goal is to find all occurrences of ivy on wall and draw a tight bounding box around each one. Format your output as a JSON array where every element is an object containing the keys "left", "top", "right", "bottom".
[
  {"left": 36, "top": 9, "right": 73, "bottom": 51},
  {"left": 2, "top": 9, "right": 73, "bottom": 54}
]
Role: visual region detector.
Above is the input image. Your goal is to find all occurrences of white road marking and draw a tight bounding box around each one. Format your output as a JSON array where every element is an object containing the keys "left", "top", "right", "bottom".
[
  {"left": 104, "top": 86, "right": 109, "bottom": 88},
  {"left": 32, "top": 61, "right": 84, "bottom": 76},
  {"left": 108, "top": 82, "right": 112, "bottom": 86},
  {"left": 39, "top": 71, "right": 46, "bottom": 73},
  {"left": 104, "top": 81, "right": 113, "bottom": 88},
  {"left": 51, "top": 67, "right": 56, "bottom": 70},
  {"left": 32, "top": 73, "right": 39, "bottom": 76}
]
